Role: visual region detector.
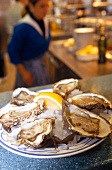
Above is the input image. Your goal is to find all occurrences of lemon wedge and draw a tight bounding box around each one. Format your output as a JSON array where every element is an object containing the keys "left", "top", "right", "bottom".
[
  {"left": 34, "top": 92, "right": 63, "bottom": 110},
  {"left": 77, "top": 45, "right": 98, "bottom": 55}
]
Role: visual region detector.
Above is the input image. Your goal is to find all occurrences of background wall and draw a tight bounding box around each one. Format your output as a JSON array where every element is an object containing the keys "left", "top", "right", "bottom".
[
  {"left": 0, "top": 0, "right": 112, "bottom": 52},
  {"left": 0, "top": 0, "right": 10, "bottom": 52}
]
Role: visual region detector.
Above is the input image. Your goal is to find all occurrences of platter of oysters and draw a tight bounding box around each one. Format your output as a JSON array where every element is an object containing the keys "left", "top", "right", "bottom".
[{"left": 0, "top": 78, "right": 112, "bottom": 158}]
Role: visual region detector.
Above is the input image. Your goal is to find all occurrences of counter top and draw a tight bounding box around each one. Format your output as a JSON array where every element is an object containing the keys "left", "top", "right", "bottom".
[
  {"left": 0, "top": 75, "right": 112, "bottom": 170},
  {"left": 49, "top": 40, "right": 112, "bottom": 79}
]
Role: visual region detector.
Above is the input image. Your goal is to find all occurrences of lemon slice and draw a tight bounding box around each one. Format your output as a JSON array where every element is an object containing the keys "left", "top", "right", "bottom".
[
  {"left": 109, "top": 118, "right": 112, "bottom": 125},
  {"left": 34, "top": 92, "right": 63, "bottom": 110}
]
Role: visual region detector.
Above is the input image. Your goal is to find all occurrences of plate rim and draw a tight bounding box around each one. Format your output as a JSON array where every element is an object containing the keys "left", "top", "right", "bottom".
[
  {"left": 0, "top": 127, "right": 105, "bottom": 158},
  {"left": 0, "top": 88, "right": 106, "bottom": 159}
]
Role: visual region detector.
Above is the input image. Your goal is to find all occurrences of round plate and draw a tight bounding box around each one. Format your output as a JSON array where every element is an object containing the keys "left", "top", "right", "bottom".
[
  {"left": 0, "top": 124, "right": 105, "bottom": 158},
  {"left": 75, "top": 53, "right": 98, "bottom": 62},
  {"left": 0, "top": 88, "right": 105, "bottom": 159}
]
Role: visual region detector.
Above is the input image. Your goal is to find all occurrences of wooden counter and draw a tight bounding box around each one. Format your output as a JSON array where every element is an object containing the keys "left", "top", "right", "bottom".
[{"left": 49, "top": 40, "right": 112, "bottom": 79}]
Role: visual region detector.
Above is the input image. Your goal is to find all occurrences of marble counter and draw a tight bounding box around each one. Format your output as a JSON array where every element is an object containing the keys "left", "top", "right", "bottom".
[{"left": 0, "top": 75, "right": 112, "bottom": 170}]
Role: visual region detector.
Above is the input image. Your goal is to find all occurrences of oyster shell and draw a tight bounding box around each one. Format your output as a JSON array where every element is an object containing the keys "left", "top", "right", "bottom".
[
  {"left": 67, "top": 93, "right": 111, "bottom": 110},
  {"left": 7, "top": 118, "right": 53, "bottom": 149},
  {"left": 62, "top": 100, "right": 111, "bottom": 138},
  {"left": 11, "top": 88, "right": 37, "bottom": 106},
  {"left": 0, "top": 100, "right": 44, "bottom": 132},
  {"left": 53, "top": 78, "right": 79, "bottom": 98}
]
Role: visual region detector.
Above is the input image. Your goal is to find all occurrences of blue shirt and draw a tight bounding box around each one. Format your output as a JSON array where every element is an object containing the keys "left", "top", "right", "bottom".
[{"left": 8, "top": 22, "right": 51, "bottom": 65}]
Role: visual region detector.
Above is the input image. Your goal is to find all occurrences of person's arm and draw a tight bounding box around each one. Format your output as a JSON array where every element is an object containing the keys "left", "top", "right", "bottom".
[
  {"left": 16, "top": 64, "right": 34, "bottom": 87},
  {"left": 8, "top": 24, "right": 34, "bottom": 87}
]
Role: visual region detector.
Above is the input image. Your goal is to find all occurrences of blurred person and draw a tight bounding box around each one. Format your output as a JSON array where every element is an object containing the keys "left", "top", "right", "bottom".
[
  {"left": 6, "top": 0, "right": 28, "bottom": 37},
  {"left": 8, "top": 0, "right": 51, "bottom": 88}
]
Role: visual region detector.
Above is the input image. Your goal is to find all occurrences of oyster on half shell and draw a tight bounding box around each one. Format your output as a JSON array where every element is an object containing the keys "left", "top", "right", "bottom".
[
  {"left": 0, "top": 100, "right": 44, "bottom": 132},
  {"left": 67, "top": 93, "right": 111, "bottom": 110},
  {"left": 62, "top": 100, "right": 111, "bottom": 138},
  {"left": 11, "top": 88, "right": 37, "bottom": 106},
  {"left": 7, "top": 118, "right": 53, "bottom": 149},
  {"left": 53, "top": 78, "right": 79, "bottom": 98}
]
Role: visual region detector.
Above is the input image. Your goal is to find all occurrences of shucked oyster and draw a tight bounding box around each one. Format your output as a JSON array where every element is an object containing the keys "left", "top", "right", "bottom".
[
  {"left": 7, "top": 112, "right": 78, "bottom": 149},
  {"left": 62, "top": 101, "right": 111, "bottom": 138},
  {"left": 0, "top": 100, "right": 44, "bottom": 132},
  {"left": 7, "top": 118, "right": 53, "bottom": 149},
  {"left": 53, "top": 78, "right": 79, "bottom": 98},
  {"left": 11, "top": 88, "right": 37, "bottom": 106},
  {"left": 67, "top": 93, "right": 111, "bottom": 110}
]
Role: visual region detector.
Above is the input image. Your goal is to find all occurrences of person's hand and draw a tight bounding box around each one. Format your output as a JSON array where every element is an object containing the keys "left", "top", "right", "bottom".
[
  {"left": 16, "top": 64, "right": 34, "bottom": 87},
  {"left": 22, "top": 70, "right": 34, "bottom": 87}
]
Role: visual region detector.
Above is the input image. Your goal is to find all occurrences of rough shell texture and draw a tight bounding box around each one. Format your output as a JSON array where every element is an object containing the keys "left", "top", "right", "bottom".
[
  {"left": 7, "top": 118, "right": 53, "bottom": 149},
  {"left": 67, "top": 93, "right": 111, "bottom": 110},
  {"left": 53, "top": 78, "right": 79, "bottom": 98},
  {"left": 0, "top": 101, "right": 44, "bottom": 132},
  {"left": 62, "top": 100, "right": 112, "bottom": 138},
  {"left": 11, "top": 88, "right": 37, "bottom": 106}
]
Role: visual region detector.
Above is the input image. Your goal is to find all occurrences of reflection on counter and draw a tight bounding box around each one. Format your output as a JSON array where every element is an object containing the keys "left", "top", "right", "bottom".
[
  {"left": 48, "top": 39, "right": 112, "bottom": 82},
  {"left": 47, "top": 52, "right": 80, "bottom": 83},
  {"left": 75, "top": 45, "right": 98, "bottom": 61},
  {"left": 51, "top": 40, "right": 112, "bottom": 62}
]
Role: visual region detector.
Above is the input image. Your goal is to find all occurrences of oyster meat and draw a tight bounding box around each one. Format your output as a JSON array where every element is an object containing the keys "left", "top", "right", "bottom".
[
  {"left": 0, "top": 100, "right": 44, "bottom": 132},
  {"left": 62, "top": 100, "right": 111, "bottom": 138},
  {"left": 7, "top": 118, "right": 53, "bottom": 149},
  {"left": 11, "top": 88, "right": 37, "bottom": 106},
  {"left": 1, "top": 85, "right": 112, "bottom": 151},
  {"left": 53, "top": 78, "right": 79, "bottom": 98},
  {"left": 67, "top": 93, "right": 111, "bottom": 110}
]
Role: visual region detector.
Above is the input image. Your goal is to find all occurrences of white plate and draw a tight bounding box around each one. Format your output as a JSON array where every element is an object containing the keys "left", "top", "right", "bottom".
[
  {"left": 0, "top": 88, "right": 105, "bottom": 159},
  {"left": 75, "top": 53, "right": 98, "bottom": 62},
  {"left": 76, "top": 50, "right": 112, "bottom": 62},
  {"left": 106, "top": 51, "right": 112, "bottom": 62},
  {"left": 0, "top": 124, "right": 105, "bottom": 158}
]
